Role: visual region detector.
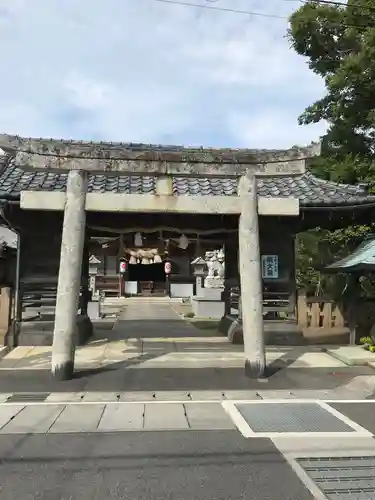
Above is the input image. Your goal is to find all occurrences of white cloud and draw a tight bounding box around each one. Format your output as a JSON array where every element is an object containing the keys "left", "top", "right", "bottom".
[
  {"left": 229, "top": 109, "right": 327, "bottom": 149},
  {"left": 0, "top": 0, "right": 327, "bottom": 148}
]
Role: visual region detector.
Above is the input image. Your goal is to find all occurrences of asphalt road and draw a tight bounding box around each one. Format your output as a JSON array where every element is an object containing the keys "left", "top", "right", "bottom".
[
  {"left": 0, "top": 364, "right": 372, "bottom": 394},
  {"left": 0, "top": 430, "right": 313, "bottom": 500}
]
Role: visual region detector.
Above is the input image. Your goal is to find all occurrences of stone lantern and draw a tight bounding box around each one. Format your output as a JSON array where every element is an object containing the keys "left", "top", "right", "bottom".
[
  {"left": 190, "top": 256, "right": 225, "bottom": 319},
  {"left": 191, "top": 257, "right": 207, "bottom": 277},
  {"left": 89, "top": 255, "right": 101, "bottom": 300},
  {"left": 190, "top": 257, "right": 207, "bottom": 298}
]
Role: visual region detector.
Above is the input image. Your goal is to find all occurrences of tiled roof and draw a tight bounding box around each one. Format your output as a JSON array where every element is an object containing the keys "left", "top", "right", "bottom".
[
  {"left": 326, "top": 236, "right": 375, "bottom": 271},
  {"left": 0, "top": 153, "right": 374, "bottom": 208}
]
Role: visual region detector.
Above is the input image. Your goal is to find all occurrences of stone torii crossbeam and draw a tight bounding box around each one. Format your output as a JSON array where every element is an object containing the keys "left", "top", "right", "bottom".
[{"left": 0, "top": 134, "right": 321, "bottom": 380}]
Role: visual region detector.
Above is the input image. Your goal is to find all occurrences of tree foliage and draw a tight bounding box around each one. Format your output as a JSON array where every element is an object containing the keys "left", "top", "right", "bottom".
[
  {"left": 288, "top": 0, "right": 375, "bottom": 293},
  {"left": 288, "top": 0, "right": 375, "bottom": 158}
]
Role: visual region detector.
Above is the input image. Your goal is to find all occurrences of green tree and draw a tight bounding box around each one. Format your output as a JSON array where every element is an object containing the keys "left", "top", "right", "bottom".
[
  {"left": 288, "top": 0, "right": 375, "bottom": 294},
  {"left": 288, "top": 0, "right": 375, "bottom": 158}
]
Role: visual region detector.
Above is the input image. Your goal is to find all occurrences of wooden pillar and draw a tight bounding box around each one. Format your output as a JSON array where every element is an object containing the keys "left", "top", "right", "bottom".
[
  {"left": 52, "top": 170, "right": 87, "bottom": 381},
  {"left": 238, "top": 173, "right": 266, "bottom": 378}
]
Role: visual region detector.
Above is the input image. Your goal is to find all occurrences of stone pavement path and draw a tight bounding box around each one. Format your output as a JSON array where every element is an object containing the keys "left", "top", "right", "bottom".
[
  {"left": 112, "top": 300, "right": 203, "bottom": 338},
  {"left": 0, "top": 401, "right": 236, "bottom": 434},
  {"left": 2, "top": 300, "right": 375, "bottom": 397},
  {"left": 0, "top": 398, "right": 374, "bottom": 437}
]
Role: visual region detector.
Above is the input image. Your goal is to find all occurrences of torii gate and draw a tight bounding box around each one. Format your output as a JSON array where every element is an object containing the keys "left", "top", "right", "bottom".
[{"left": 0, "top": 134, "right": 320, "bottom": 380}]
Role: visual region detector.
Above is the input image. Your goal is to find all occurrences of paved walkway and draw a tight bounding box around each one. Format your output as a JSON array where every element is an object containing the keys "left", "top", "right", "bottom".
[
  {"left": 111, "top": 300, "right": 203, "bottom": 338},
  {"left": 0, "top": 398, "right": 373, "bottom": 435},
  {"left": 1, "top": 300, "right": 375, "bottom": 397}
]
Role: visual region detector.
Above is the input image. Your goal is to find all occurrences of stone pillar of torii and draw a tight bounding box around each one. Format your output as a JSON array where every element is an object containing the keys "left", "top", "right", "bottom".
[
  {"left": 0, "top": 134, "right": 320, "bottom": 380},
  {"left": 52, "top": 170, "right": 88, "bottom": 380},
  {"left": 52, "top": 169, "right": 284, "bottom": 380}
]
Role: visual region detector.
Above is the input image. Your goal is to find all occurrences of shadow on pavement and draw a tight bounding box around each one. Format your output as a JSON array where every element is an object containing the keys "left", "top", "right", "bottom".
[{"left": 1, "top": 313, "right": 373, "bottom": 394}]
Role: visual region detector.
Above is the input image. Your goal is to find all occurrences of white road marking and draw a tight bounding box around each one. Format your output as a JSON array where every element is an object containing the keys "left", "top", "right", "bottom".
[
  {"left": 317, "top": 400, "right": 374, "bottom": 435},
  {"left": 221, "top": 399, "right": 374, "bottom": 439}
]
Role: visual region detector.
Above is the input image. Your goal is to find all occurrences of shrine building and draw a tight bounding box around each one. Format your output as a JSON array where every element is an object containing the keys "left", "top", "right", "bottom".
[{"left": 0, "top": 134, "right": 374, "bottom": 353}]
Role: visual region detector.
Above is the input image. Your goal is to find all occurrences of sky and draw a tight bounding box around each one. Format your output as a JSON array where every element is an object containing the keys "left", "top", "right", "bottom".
[{"left": 0, "top": 0, "right": 328, "bottom": 149}]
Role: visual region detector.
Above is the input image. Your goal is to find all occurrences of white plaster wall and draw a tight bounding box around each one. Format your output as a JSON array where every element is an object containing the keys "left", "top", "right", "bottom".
[
  {"left": 125, "top": 281, "right": 138, "bottom": 295},
  {"left": 170, "top": 283, "right": 194, "bottom": 298}
]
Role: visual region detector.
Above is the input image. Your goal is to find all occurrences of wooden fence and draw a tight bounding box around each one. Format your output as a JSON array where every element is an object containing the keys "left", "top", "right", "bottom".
[
  {"left": 297, "top": 292, "right": 345, "bottom": 330},
  {"left": 296, "top": 291, "right": 375, "bottom": 343}
]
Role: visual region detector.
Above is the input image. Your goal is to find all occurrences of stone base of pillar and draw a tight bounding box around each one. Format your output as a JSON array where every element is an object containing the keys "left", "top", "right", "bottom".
[
  {"left": 220, "top": 314, "right": 306, "bottom": 346},
  {"left": 17, "top": 314, "right": 93, "bottom": 347},
  {"left": 218, "top": 314, "right": 236, "bottom": 336},
  {"left": 52, "top": 360, "right": 74, "bottom": 381},
  {"left": 244, "top": 359, "right": 266, "bottom": 379}
]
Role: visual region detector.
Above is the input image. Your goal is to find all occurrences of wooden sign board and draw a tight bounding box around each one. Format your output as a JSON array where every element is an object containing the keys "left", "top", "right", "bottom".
[{"left": 261, "top": 254, "right": 279, "bottom": 279}]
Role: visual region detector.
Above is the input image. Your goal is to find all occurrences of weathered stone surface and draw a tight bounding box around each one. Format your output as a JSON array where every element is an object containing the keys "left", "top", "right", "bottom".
[
  {"left": 52, "top": 170, "right": 87, "bottom": 380},
  {"left": 184, "top": 403, "right": 236, "bottom": 429},
  {"left": 0, "top": 405, "right": 25, "bottom": 430},
  {"left": 0, "top": 404, "right": 63, "bottom": 434},
  {"left": 0, "top": 133, "right": 320, "bottom": 163},
  {"left": 48, "top": 404, "right": 105, "bottom": 433},
  {"left": 1, "top": 150, "right": 373, "bottom": 207},
  {"left": 143, "top": 403, "right": 189, "bottom": 429},
  {"left": 97, "top": 403, "right": 144, "bottom": 431},
  {"left": 238, "top": 174, "right": 266, "bottom": 377}
]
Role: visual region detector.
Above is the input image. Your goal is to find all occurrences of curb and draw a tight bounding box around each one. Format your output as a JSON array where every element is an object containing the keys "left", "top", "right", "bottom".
[
  {"left": 321, "top": 346, "right": 375, "bottom": 367},
  {"left": 0, "top": 347, "right": 10, "bottom": 360}
]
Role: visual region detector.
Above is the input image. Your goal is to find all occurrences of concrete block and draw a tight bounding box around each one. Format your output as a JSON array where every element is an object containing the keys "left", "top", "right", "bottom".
[
  {"left": 191, "top": 297, "right": 225, "bottom": 319},
  {"left": 188, "top": 391, "right": 226, "bottom": 401},
  {"left": 218, "top": 314, "right": 236, "bottom": 336},
  {"left": 0, "top": 405, "right": 25, "bottom": 430},
  {"left": 49, "top": 404, "right": 105, "bottom": 433},
  {"left": 141, "top": 340, "right": 176, "bottom": 353},
  {"left": 76, "top": 314, "right": 93, "bottom": 345},
  {"left": 149, "top": 391, "right": 191, "bottom": 401},
  {"left": 0, "top": 347, "right": 9, "bottom": 359},
  {"left": 185, "top": 403, "right": 236, "bottom": 429},
  {"left": 143, "top": 403, "right": 189, "bottom": 429},
  {"left": 257, "top": 391, "right": 297, "bottom": 399},
  {"left": 223, "top": 391, "right": 261, "bottom": 400},
  {"left": 264, "top": 321, "right": 306, "bottom": 345},
  {"left": 87, "top": 301, "right": 100, "bottom": 320},
  {"left": 16, "top": 314, "right": 93, "bottom": 347},
  {"left": 2, "top": 346, "right": 33, "bottom": 360},
  {"left": 98, "top": 403, "right": 144, "bottom": 431},
  {"left": 225, "top": 317, "right": 306, "bottom": 346},
  {"left": 289, "top": 352, "right": 346, "bottom": 368},
  {"left": 325, "top": 346, "right": 375, "bottom": 366},
  {"left": 120, "top": 392, "right": 162, "bottom": 402},
  {"left": 1, "top": 404, "right": 64, "bottom": 434},
  {"left": 82, "top": 392, "right": 120, "bottom": 402},
  {"left": 46, "top": 392, "right": 85, "bottom": 403},
  {"left": 0, "top": 393, "right": 12, "bottom": 403}
]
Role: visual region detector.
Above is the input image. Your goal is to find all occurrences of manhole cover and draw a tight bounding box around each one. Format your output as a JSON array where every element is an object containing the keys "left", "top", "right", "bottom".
[
  {"left": 235, "top": 402, "right": 355, "bottom": 433},
  {"left": 298, "top": 456, "right": 375, "bottom": 500},
  {"left": 7, "top": 393, "right": 50, "bottom": 403}
]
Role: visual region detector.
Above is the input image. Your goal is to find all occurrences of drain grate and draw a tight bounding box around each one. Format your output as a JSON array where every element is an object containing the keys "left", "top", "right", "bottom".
[
  {"left": 6, "top": 393, "right": 50, "bottom": 403},
  {"left": 298, "top": 456, "right": 375, "bottom": 500},
  {"left": 235, "top": 403, "right": 355, "bottom": 433}
]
